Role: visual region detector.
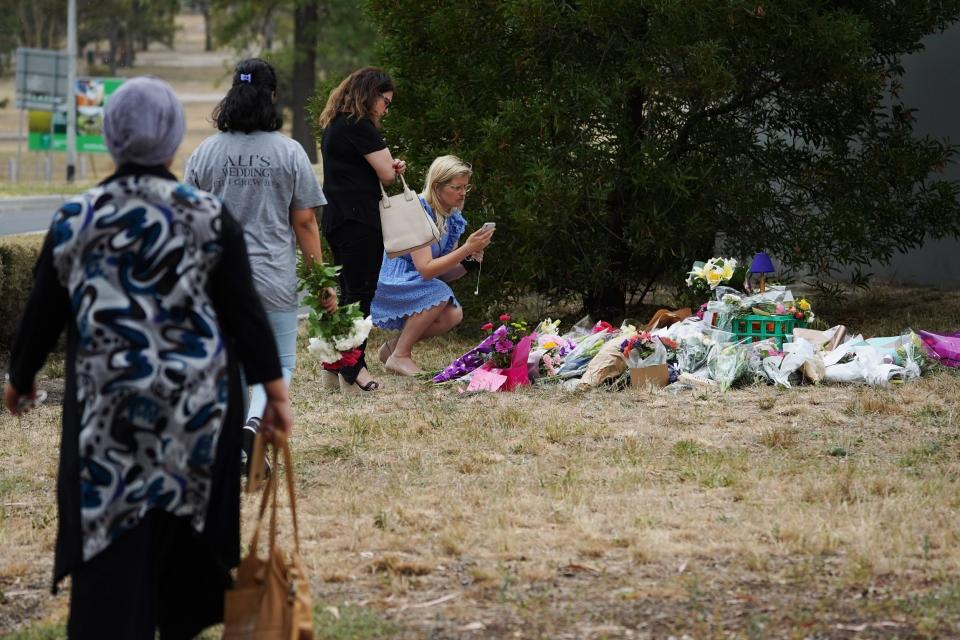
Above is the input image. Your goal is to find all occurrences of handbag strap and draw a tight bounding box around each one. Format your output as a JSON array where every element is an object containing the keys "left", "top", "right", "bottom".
[
  {"left": 245, "top": 432, "right": 302, "bottom": 557},
  {"left": 379, "top": 173, "right": 416, "bottom": 208},
  {"left": 246, "top": 438, "right": 277, "bottom": 555}
]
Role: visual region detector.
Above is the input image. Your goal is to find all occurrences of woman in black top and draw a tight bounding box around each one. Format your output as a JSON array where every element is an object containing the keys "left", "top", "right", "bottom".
[
  {"left": 318, "top": 66, "right": 407, "bottom": 392},
  {"left": 4, "top": 77, "right": 291, "bottom": 639}
]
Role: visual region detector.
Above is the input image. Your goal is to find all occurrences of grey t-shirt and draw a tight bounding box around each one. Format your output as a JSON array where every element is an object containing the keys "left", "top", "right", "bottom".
[{"left": 184, "top": 131, "right": 325, "bottom": 311}]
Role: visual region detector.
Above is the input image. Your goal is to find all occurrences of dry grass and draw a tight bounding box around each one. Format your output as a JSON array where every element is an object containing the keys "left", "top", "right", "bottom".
[
  {"left": 2, "top": 312, "right": 960, "bottom": 638},
  {"left": 3, "top": 14, "right": 960, "bottom": 639}
]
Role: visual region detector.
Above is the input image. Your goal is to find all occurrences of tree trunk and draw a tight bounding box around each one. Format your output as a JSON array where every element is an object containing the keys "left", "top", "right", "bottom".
[
  {"left": 584, "top": 84, "right": 647, "bottom": 321},
  {"left": 291, "top": 0, "right": 319, "bottom": 162},
  {"left": 202, "top": 8, "right": 212, "bottom": 51},
  {"left": 583, "top": 284, "right": 627, "bottom": 322}
]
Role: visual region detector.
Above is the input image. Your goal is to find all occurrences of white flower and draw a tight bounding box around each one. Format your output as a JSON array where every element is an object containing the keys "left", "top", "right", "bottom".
[
  {"left": 334, "top": 316, "right": 373, "bottom": 351},
  {"left": 721, "top": 293, "right": 742, "bottom": 306},
  {"left": 308, "top": 337, "right": 340, "bottom": 364}
]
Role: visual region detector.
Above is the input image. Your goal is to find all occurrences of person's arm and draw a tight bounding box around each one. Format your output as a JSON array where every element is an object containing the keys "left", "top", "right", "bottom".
[
  {"left": 290, "top": 208, "right": 337, "bottom": 312},
  {"left": 364, "top": 148, "right": 407, "bottom": 184},
  {"left": 410, "top": 226, "right": 495, "bottom": 281},
  {"left": 5, "top": 232, "right": 70, "bottom": 415},
  {"left": 438, "top": 263, "right": 467, "bottom": 283}
]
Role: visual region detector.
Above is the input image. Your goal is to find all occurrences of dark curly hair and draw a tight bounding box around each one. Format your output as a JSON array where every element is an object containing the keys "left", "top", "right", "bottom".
[{"left": 212, "top": 58, "right": 283, "bottom": 133}]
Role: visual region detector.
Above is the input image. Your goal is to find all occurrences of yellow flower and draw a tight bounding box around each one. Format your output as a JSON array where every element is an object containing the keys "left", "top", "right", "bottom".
[
  {"left": 721, "top": 264, "right": 735, "bottom": 280},
  {"left": 706, "top": 270, "right": 723, "bottom": 286},
  {"left": 798, "top": 299, "right": 811, "bottom": 311},
  {"left": 543, "top": 341, "right": 557, "bottom": 349}
]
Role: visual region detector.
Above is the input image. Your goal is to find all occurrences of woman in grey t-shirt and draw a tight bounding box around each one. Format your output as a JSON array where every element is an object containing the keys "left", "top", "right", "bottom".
[{"left": 185, "top": 58, "right": 337, "bottom": 470}]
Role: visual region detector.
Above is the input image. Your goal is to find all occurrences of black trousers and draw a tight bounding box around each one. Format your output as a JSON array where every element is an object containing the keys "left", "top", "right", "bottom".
[
  {"left": 324, "top": 219, "right": 384, "bottom": 383},
  {"left": 67, "top": 510, "right": 228, "bottom": 640}
]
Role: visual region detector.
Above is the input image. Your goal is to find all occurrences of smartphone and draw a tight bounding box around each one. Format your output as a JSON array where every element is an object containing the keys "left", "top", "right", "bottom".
[{"left": 481, "top": 222, "right": 496, "bottom": 231}]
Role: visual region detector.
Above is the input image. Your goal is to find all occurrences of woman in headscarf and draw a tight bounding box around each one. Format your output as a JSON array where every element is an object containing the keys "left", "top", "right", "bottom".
[{"left": 3, "top": 77, "right": 290, "bottom": 639}]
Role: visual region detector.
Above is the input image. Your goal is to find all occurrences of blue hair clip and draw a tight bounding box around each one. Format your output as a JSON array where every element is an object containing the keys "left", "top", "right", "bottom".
[{"left": 239, "top": 73, "right": 252, "bottom": 83}]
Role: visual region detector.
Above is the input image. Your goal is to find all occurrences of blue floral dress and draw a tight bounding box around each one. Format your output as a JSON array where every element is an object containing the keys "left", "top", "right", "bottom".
[{"left": 372, "top": 198, "right": 467, "bottom": 330}]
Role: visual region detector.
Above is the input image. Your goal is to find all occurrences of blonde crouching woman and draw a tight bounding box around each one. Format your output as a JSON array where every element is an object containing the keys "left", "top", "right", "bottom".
[{"left": 370, "top": 155, "right": 495, "bottom": 375}]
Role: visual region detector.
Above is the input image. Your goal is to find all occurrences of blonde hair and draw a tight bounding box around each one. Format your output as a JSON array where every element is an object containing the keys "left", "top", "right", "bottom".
[
  {"left": 423, "top": 155, "right": 473, "bottom": 234},
  {"left": 318, "top": 67, "right": 394, "bottom": 128}
]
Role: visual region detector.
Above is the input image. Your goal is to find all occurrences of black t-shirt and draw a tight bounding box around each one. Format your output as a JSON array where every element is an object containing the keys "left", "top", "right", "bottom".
[
  {"left": 320, "top": 114, "right": 387, "bottom": 233},
  {"left": 321, "top": 114, "right": 386, "bottom": 198}
]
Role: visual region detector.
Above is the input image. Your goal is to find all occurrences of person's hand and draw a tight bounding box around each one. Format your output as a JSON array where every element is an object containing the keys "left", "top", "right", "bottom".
[
  {"left": 259, "top": 378, "right": 292, "bottom": 441},
  {"left": 391, "top": 159, "right": 407, "bottom": 175},
  {"left": 321, "top": 287, "right": 338, "bottom": 313},
  {"left": 4, "top": 382, "right": 33, "bottom": 416},
  {"left": 464, "top": 226, "right": 494, "bottom": 254}
]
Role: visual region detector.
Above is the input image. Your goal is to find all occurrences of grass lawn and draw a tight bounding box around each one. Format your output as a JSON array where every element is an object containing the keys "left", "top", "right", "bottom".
[{"left": 1, "top": 286, "right": 959, "bottom": 638}]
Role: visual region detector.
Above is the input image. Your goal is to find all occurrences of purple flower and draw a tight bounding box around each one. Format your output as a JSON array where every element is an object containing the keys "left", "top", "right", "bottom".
[
  {"left": 494, "top": 338, "right": 514, "bottom": 354},
  {"left": 433, "top": 326, "right": 508, "bottom": 382}
]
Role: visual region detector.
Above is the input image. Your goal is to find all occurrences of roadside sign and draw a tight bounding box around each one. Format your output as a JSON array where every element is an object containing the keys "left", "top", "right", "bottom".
[
  {"left": 15, "top": 48, "right": 71, "bottom": 111},
  {"left": 28, "top": 77, "right": 124, "bottom": 154}
]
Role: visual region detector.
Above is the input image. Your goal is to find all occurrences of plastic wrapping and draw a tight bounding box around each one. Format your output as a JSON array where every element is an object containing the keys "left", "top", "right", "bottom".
[
  {"left": 557, "top": 330, "right": 619, "bottom": 378},
  {"left": 706, "top": 339, "right": 751, "bottom": 392},
  {"left": 917, "top": 330, "right": 960, "bottom": 368},
  {"left": 627, "top": 337, "right": 668, "bottom": 369},
  {"left": 675, "top": 326, "right": 734, "bottom": 373},
  {"left": 823, "top": 345, "right": 907, "bottom": 386},
  {"left": 579, "top": 333, "right": 634, "bottom": 389}
]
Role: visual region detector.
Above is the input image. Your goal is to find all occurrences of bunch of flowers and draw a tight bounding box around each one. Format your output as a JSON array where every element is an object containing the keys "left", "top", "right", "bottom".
[
  {"left": 751, "top": 298, "right": 815, "bottom": 323},
  {"left": 432, "top": 325, "right": 508, "bottom": 383},
  {"left": 297, "top": 258, "right": 372, "bottom": 370},
  {"left": 480, "top": 314, "right": 531, "bottom": 368},
  {"left": 897, "top": 330, "right": 934, "bottom": 373},
  {"left": 686, "top": 257, "right": 738, "bottom": 293},
  {"left": 556, "top": 323, "right": 621, "bottom": 377},
  {"left": 620, "top": 332, "right": 677, "bottom": 360},
  {"left": 533, "top": 318, "right": 577, "bottom": 376}
]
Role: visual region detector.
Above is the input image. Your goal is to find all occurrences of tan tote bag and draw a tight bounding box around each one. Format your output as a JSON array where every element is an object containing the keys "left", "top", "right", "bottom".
[
  {"left": 379, "top": 173, "right": 441, "bottom": 259},
  {"left": 223, "top": 432, "right": 314, "bottom": 640}
]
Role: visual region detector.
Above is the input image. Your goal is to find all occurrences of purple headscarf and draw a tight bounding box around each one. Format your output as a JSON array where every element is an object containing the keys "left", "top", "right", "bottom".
[{"left": 103, "top": 76, "right": 184, "bottom": 166}]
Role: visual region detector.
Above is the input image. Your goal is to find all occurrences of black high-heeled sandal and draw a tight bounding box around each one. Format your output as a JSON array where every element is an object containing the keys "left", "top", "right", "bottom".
[{"left": 338, "top": 374, "right": 380, "bottom": 393}]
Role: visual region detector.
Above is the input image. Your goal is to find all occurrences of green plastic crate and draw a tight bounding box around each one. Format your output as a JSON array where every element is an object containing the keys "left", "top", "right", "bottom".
[{"left": 731, "top": 314, "right": 807, "bottom": 349}]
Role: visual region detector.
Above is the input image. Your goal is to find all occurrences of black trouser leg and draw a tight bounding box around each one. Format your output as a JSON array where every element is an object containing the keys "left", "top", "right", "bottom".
[{"left": 325, "top": 221, "right": 384, "bottom": 384}]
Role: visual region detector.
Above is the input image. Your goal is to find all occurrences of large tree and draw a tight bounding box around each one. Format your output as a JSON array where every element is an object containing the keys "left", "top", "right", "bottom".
[
  {"left": 213, "top": 0, "right": 375, "bottom": 159},
  {"left": 366, "top": 0, "right": 960, "bottom": 319}
]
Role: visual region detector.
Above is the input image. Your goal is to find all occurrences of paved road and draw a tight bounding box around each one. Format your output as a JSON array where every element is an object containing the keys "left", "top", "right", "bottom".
[
  {"left": 1, "top": 194, "right": 315, "bottom": 315},
  {"left": 0, "top": 196, "right": 64, "bottom": 236}
]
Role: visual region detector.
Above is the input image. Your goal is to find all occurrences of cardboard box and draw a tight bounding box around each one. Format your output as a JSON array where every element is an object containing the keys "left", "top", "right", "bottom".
[{"left": 630, "top": 364, "right": 669, "bottom": 390}]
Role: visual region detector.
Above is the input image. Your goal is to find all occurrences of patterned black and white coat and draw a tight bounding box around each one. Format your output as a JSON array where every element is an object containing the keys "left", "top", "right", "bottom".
[{"left": 7, "top": 164, "right": 282, "bottom": 594}]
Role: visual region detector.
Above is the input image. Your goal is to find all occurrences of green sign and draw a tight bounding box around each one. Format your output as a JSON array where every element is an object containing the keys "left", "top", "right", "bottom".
[{"left": 28, "top": 77, "right": 125, "bottom": 153}]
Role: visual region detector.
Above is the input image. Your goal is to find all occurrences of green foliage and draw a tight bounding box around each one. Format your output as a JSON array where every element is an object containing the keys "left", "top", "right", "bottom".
[
  {"left": 365, "top": 0, "right": 960, "bottom": 319},
  {"left": 296, "top": 256, "right": 364, "bottom": 342},
  {"left": 213, "top": 0, "right": 376, "bottom": 82},
  {"left": 0, "top": 235, "right": 44, "bottom": 353}
]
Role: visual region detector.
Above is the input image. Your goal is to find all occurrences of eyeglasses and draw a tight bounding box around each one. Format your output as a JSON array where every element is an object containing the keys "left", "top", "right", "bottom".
[
  {"left": 380, "top": 93, "right": 392, "bottom": 108},
  {"left": 445, "top": 183, "right": 473, "bottom": 194}
]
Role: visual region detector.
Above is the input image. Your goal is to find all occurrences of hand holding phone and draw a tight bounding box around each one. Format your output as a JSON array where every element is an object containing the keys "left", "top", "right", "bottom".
[{"left": 481, "top": 222, "right": 496, "bottom": 232}]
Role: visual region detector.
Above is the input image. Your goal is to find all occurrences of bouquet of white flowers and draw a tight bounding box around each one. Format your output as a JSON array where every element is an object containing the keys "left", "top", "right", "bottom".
[{"left": 298, "top": 258, "right": 372, "bottom": 370}]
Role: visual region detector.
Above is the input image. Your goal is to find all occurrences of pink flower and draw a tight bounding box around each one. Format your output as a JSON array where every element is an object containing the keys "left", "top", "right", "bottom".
[
  {"left": 481, "top": 322, "right": 493, "bottom": 331},
  {"left": 775, "top": 302, "right": 786, "bottom": 314},
  {"left": 499, "top": 313, "right": 511, "bottom": 322},
  {"left": 592, "top": 320, "right": 615, "bottom": 333}
]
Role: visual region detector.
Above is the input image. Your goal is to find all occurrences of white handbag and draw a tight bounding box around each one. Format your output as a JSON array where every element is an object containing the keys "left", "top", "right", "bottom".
[{"left": 379, "top": 174, "right": 441, "bottom": 258}]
